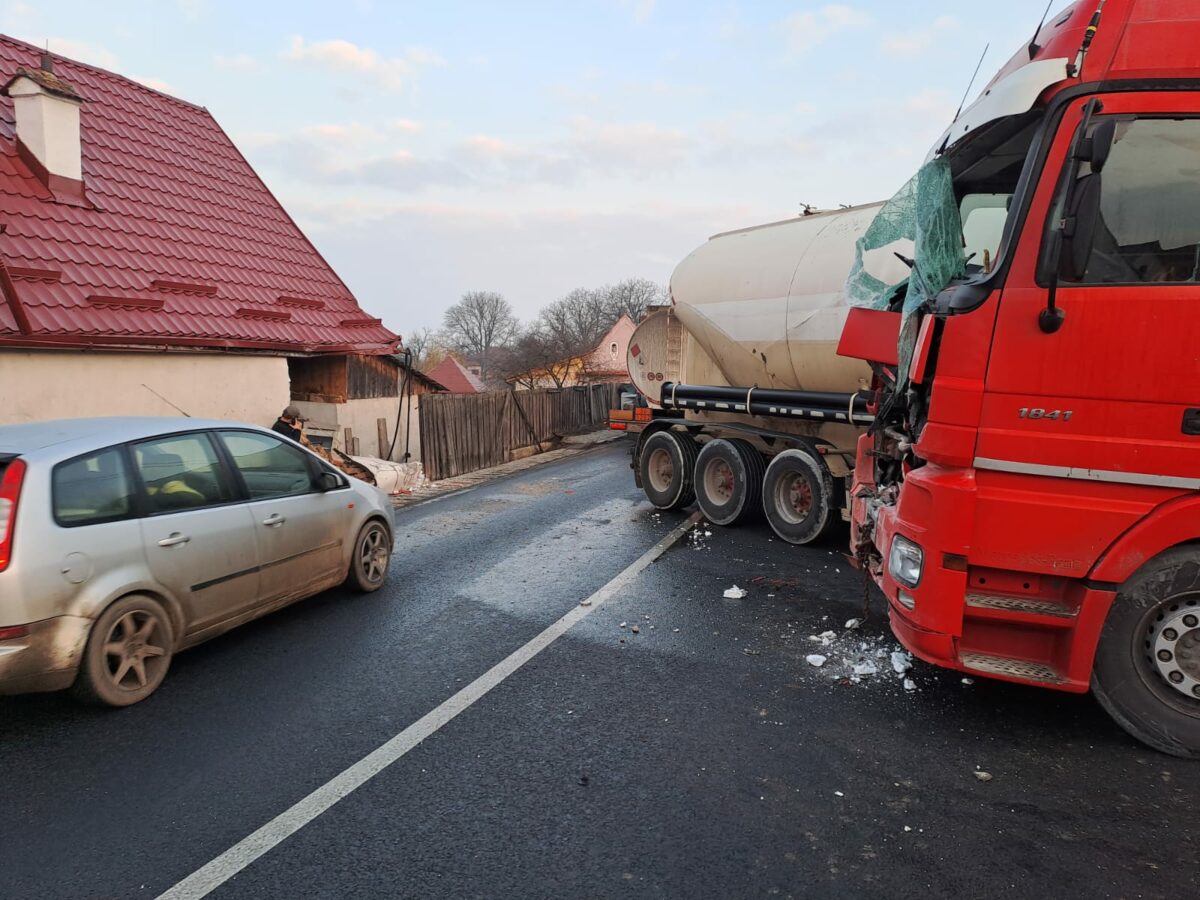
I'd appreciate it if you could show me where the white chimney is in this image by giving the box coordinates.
[3,52,84,185]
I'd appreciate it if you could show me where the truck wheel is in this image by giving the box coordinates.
[762,449,837,545]
[638,430,698,510]
[1092,547,1200,758]
[694,439,765,526]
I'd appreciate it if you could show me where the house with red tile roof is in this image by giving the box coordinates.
[0,36,418,449]
[425,355,486,394]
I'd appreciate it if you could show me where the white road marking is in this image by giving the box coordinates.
[157,511,701,900]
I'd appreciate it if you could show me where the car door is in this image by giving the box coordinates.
[132,431,260,634]
[215,430,349,604]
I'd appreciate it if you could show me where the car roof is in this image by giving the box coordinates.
[0,417,272,461]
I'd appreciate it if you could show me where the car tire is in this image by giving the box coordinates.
[694,439,765,526]
[74,594,174,707]
[762,449,838,545]
[1092,546,1200,758]
[638,430,698,511]
[347,519,392,593]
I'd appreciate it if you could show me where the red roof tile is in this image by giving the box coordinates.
[0,35,398,355]
[426,356,486,394]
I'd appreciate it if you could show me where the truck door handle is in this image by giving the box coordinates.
[158,532,190,547]
[1183,408,1200,435]
[262,514,286,527]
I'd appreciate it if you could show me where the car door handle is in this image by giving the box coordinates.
[158,532,190,547]
[262,514,287,527]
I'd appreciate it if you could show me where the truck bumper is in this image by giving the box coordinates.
[0,615,90,695]
[852,456,1112,694]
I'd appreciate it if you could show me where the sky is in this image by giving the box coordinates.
[3,0,1069,339]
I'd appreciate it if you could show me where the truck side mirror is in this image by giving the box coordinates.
[1059,173,1103,282]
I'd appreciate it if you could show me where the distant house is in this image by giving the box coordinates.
[426,355,486,394]
[508,314,636,389]
[0,36,409,455]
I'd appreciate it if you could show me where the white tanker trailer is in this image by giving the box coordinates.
[623,202,911,544]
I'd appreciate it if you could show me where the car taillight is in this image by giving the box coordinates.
[0,458,27,573]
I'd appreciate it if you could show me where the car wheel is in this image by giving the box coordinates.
[1092,547,1200,758]
[694,439,765,526]
[638,429,698,511]
[762,449,838,545]
[348,519,392,592]
[74,595,174,707]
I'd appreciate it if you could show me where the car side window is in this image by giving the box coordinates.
[132,434,235,513]
[1063,117,1200,284]
[53,446,135,526]
[217,431,316,500]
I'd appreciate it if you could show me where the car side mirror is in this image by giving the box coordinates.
[1059,173,1103,282]
[317,471,342,492]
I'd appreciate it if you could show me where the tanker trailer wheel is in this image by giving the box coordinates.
[1091,547,1200,758]
[761,449,838,546]
[638,430,699,511]
[694,439,765,526]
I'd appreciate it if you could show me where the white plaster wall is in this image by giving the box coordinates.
[0,351,289,426]
[292,394,420,463]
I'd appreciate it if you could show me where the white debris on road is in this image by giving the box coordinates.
[852,660,879,677]
[806,654,828,667]
[891,650,914,675]
[903,678,917,691]
[844,618,863,630]
[723,585,748,599]
[974,771,993,782]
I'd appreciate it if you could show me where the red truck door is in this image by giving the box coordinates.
[975,92,1200,574]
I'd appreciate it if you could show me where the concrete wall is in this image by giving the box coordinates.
[0,350,289,426]
[292,394,421,463]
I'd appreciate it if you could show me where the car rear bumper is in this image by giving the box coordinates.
[0,615,91,695]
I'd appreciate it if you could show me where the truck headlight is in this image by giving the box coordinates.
[889,535,924,588]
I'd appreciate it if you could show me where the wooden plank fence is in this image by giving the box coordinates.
[419,384,621,481]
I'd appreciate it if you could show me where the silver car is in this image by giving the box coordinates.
[0,417,394,705]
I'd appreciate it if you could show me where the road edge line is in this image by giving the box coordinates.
[157,510,701,900]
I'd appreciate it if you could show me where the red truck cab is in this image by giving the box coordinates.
[840,0,1200,756]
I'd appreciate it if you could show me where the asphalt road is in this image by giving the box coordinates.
[3,440,1197,899]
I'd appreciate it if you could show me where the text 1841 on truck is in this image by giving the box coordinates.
[839,0,1200,757]
[622,204,913,544]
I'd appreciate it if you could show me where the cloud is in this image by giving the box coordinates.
[248,114,695,195]
[282,35,444,92]
[389,118,424,134]
[214,53,264,73]
[177,0,207,20]
[630,0,656,23]
[132,76,175,94]
[46,37,119,70]
[778,5,872,57]
[286,200,765,329]
[881,16,960,59]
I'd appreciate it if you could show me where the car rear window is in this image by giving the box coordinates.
[53,447,136,527]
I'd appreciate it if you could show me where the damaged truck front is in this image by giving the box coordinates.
[839,0,1200,756]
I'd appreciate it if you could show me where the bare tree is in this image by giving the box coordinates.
[598,277,667,323]
[495,328,577,390]
[403,327,433,370]
[440,291,519,379]
[537,288,611,360]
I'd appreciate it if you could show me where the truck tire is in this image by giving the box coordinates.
[762,449,837,545]
[638,430,698,510]
[694,439,765,526]
[1091,546,1200,758]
